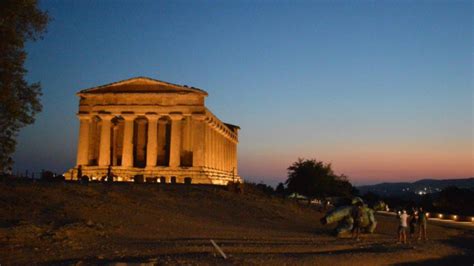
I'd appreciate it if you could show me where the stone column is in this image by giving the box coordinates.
[225,137,229,171]
[98,114,114,166]
[209,123,214,168]
[234,140,238,174]
[76,114,91,166]
[221,132,225,170]
[233,141,236,173]
[227,137,231,171]
[204,119,211,168]
[211,125,217,169]
[228,139,232,173]
[169,113,183,167]
[216,130,220,170]
[121,114,136,167]
[181,116,193,166]
[192,113,206,167]
[229,139,232,172]
[225,136,230,171]
[112,125,119,165]
[217,128,221,170]
[223,132,227,171]
[218,128,223,170]
[146,114,159,168]
[230,141,234,173]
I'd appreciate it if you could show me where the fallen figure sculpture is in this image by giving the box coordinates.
[320,197,384,237]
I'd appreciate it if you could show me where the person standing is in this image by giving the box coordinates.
[409,208,418,241]
[398,210,409,244]
[77,165,82,180]
[418,207,428,240]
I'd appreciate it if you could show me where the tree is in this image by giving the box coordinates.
[434,186,474,216]
[285,158,354,199]
[362,191,381,205]
[329,175,354,198]
[275,182,286,195]
[0,0,49,173]
[255,182,274,195]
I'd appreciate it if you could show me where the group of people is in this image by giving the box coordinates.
[397,207,428,244]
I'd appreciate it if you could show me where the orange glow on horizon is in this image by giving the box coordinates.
[239,145,473,184]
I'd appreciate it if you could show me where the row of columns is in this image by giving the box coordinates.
[77,113,185,168]
[204,118,238,173]
[76,112,237,172]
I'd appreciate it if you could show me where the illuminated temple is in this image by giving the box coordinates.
[65,77,241,185]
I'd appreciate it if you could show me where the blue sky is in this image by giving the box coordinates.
[14,0,473,185]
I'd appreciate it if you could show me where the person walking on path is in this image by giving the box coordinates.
[397,210,409,244]
[418,207,428,240]
[352,203,363,241]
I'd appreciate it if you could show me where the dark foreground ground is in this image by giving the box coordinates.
[0,180,473,265]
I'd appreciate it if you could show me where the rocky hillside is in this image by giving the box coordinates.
[0,180,320,264]
[0,180,472,265]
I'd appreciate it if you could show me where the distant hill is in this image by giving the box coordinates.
[357,177,474,197]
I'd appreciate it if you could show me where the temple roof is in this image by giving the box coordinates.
[78,77,208,96]
[224,123,241,131]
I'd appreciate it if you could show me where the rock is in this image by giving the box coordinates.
[86,220,94,227]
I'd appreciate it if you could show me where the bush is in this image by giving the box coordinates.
[134,175,144,183]
[227,181,244,194]
[80,175,89,183]
[146,177,158,183]
[244,182,274,196]
[41,171,64,182]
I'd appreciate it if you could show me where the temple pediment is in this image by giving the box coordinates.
[78,77,208,96]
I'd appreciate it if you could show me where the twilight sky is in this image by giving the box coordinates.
[14,0,473,186]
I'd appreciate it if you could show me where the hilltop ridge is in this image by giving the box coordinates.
[358,177,474,196]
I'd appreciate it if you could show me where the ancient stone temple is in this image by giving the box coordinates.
[65,77,241,185]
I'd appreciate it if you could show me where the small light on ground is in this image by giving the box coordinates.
[438,214,443,218]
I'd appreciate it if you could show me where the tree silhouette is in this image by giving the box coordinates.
[275,182,286,195]
[0,0,49,173]
[434,186,474,216]
[285,158,354,199]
